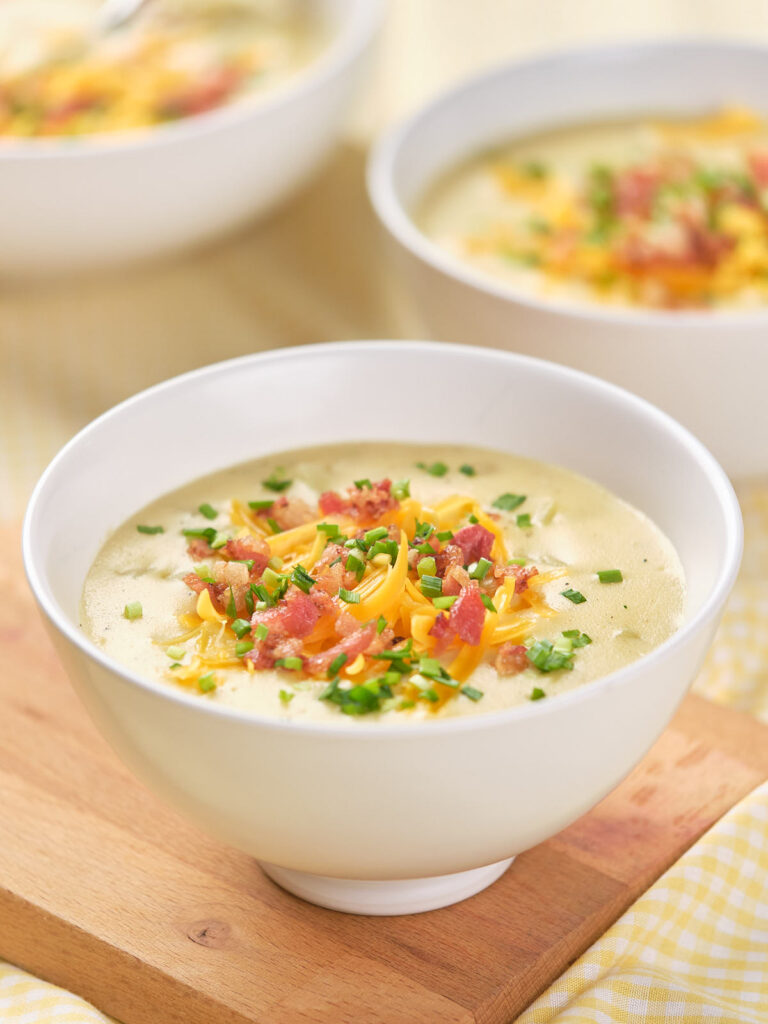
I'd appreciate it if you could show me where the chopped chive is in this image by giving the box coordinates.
[345,553,366,580]
[137,524,164,534]
[416,460,449,477]
[233,559,255,571]
[328,653,348,678]
[198,673,216,693]
[364,526,388,545]
[248,499,274,512]
[123,601,142,620]
[597,569,623,583]
[527,638,574,673]
[530,687,546,701]
[169,662,182,670]
[262,567,282,589]
[368,539,398,561]
[398,699,416,710]
[516,513,531,528]
[182,527,216,541]
[254,623,269,641]
[468,514,479,524]
[433,595,457,610]
[376,615,387,634]
[198,503,217,520]
[275,657,303,671]
[225,587,237,618]
[354,478,372,490]
[561,588,587,604]
[266,517,282,535]
[231,618,251,639]
[279,689,294,704]
[291,564,316,594]
[480,594,497,613]
[469,557,492,581]
[339,588,360,604]
[420,575,443,598]
[508,557,527,566]
[492,493,526,512]
[236,640,254,657]
[166,645,186,660]
[344,537,367,552]
[392,478,410,500]
[244,588,254,615]
[415,521,436,540]
[437,530,454,542]
[417,556,437,578]
[459,464,476,476]
[268,555,284,571]
[262,471,292,493]
[418,687,439,703]
[317,522,342,540]
[461,684,484,702]
[210,531,229,550]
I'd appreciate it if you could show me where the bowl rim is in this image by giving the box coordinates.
[22,339,743,738]
[0,0,384,160]
[367,36,768,329]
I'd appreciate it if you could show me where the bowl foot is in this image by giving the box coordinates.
[259,857,514,915]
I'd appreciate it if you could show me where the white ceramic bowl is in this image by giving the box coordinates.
[368,40,768,479]
[0,0,382,275]
[23,341,741,915]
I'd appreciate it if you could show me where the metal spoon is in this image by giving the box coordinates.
[93,0,153,36]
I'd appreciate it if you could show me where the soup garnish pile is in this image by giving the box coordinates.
[81,444,685,722]
[418,107,768,310]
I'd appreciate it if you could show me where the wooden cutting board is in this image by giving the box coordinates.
[2,522,768,1024]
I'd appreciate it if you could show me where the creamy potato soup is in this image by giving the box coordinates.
[81,444,685,723]
[0,0,323,137]
[417,108,768,310]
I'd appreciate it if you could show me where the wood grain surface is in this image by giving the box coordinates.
[2,522,768,1024]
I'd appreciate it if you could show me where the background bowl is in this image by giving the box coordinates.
[368,40,768,479]
[0,0,382,275]
[23,341,741,914]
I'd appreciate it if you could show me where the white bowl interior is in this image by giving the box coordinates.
[380,41,768,214]
[26,342,740,670]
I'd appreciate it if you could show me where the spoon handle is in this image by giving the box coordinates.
[94,0,152,35]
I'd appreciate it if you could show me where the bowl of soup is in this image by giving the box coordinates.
[368,40,768,478]
[23,341,741,914]
[0,0,382,273]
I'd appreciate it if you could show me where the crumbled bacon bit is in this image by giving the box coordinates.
[186,537,215,560]
[615,167,660,218]
[183,572,227,610]
[452,524,495,564]
[268,496,316,532]
[494,563,539,593]
[221,537,270,575]
[495,643,529,676]
[449,582,486,646]
[251,586,319,639]
[749,150,768,187]
[305,623,378,676]
[317,479,398,522]
[442,564,471,597]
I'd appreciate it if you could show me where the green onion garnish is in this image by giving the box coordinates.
[262,471,292,493]
[433,595,457,610]
[137,524,164,535]
[418,687,439,703]
[392,479,410,500]
[417,556,437,578]
[416,461,449,477]
[198,673,216,693]
[480,594,497,613]
[469,557,492,581]
[231,618,251,639]
[561,588,586,604]
[461,684,484,702]
[437,530,454,542]
[266,517,282,535]
[420,575,443,598]
[166,645,186,660]
[291,565,316,594]
[354,478,372,490]
[368,539,398,561]
[244,588,254,615]
[317,522,342,540]
[516,513,531,528]
[376,615,387,634]
[236,640,254,657]
[328,653,348,678]
[492,493,526,512]
[225,587,237,619]
[263,567,282,589]
[415,521,436,540]
[364,526,388,545]
[275,657,303,671]
[279,689,294,704]
[182,526,216,541]
[123,601,142,620]
[198,503,217,520]
[508,557,527,566]
[597,569,623,583]
[339,588,360,604]
[530,687,546,701]
[527,639,574,673]
[468,514,479,524]
[255,623,269,641]
[345,553,366,580]
[210,531,229,550]
[248,499,274,512]
[562,630,592,648]
[459,464,476,476]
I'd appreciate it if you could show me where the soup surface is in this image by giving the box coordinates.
[0,0,322,137]
[81,443,685,723]
[417,108,768,311]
